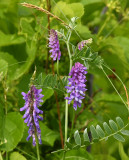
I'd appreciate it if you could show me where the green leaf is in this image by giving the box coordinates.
[10,41,36,80]
[66,138,73,150]
[0,112,24,151]
[53,2,84,19]
[74,130,81,146]
[0,52,17,80]
[113,134,125,142]
[0,31,25,47]
[119,143,129,160]
[66,142,73,150]
[83,128,90,145]
[43,88,54,103]
[20,18,35,38]
[90,125,99,142]
[103,122,112,135]
[90,52,98,61]
[85,47,91,57]
[115,37,129,64]
[69,3,84,18]
[116,117,124,128]
[121,130,129,136]
[40,122,59,147]
[10,152,27,160]
[96,125,105,138]
[84,60,89,69]
[109,120,118,131]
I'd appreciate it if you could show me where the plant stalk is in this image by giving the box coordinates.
[36,136,40,160]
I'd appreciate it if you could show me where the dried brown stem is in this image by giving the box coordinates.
[46,0,51,74]
[20,2,70,28]
[124,85,129,109]
[54,92,64,148]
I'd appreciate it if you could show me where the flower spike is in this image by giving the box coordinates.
[65,62,87,110]
[49,29,61,61]
[20,85,44,146]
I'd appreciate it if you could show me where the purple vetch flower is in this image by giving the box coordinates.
[65,62,87,110]
[78,38,92,50]
[20,85,44,146]
[49,29,61,61]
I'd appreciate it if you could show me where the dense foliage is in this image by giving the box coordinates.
[0,0,129,159]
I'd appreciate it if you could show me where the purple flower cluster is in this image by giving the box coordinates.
[49,29,61,61]
[65,62,87,110]
[20,85,44,146]
[78,38,92,50]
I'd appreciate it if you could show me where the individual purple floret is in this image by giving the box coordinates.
[49,29,61,61]
[65,62,87,110]
[20,85,44,146]
[78,38,92,50]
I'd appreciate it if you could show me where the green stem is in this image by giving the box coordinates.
[62,151,66,160]
[36,136,40,160]
[64,30,72,145]
[66,30,72,72]
[70,109,75,138]
[0,152,3,160]
[101,67,128,111]
[65,98,68,143]
[57,59,59,75]
[97,16,110,37]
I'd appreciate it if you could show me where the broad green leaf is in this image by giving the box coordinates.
[10,41,36,80]
[0,112,24,151]
[119,143,129,160]
[113,134,125,142]
[43,88,54,103]
[74,130,81,146]
[115,37,129,64]
[116,117,124,128]
[96,125,105,138]
[103,122,112,135]
[0,59,8,80]
[0,31,25,47]
[81,0,103,5]
[10,152,27,160]
[83,128,90,145]
[53,2,84,19]
[121,130,129,136]
[40,122,59,147]
[109,120,118,131]
[20,18,35,38]
[90,125,99,142]
[69,3,84,18]
[76,24,91,38]
[0,52,17,80]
